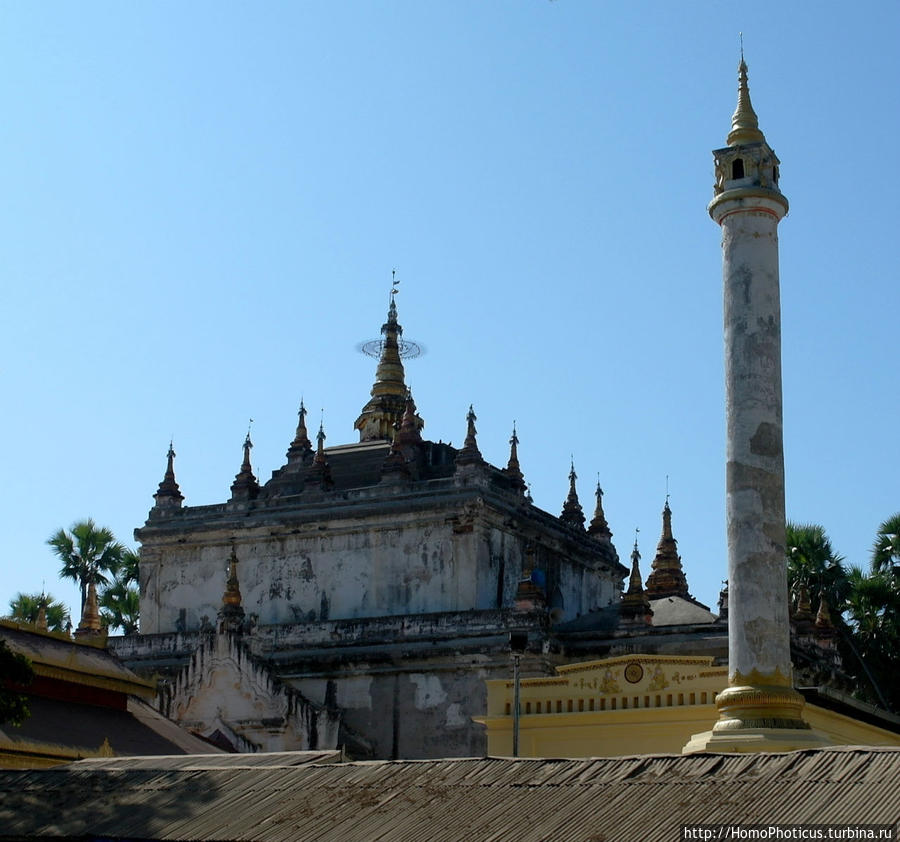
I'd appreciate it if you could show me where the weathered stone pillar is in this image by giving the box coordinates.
[684,59,828,753]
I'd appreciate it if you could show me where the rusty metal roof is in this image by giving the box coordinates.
[1,746,898,841]
[70,750,343,771]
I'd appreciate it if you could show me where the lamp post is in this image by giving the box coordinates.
[509,631,528,758]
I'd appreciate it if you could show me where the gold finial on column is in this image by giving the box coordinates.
[728,52,765,146]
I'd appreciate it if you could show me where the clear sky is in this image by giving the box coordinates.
[1,1,897,621]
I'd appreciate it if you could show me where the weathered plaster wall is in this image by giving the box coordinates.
[139,495,617,635]
[113,608,560,760]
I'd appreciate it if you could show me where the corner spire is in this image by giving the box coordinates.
[287,398,314,463]
[560,459,586,530]
[455,404,484,467]
[355,284,423,442]
[153,441,184,510]
[503,422,526,493]
[645,499,690,599]
[230,431,260,502]
[587,477,612,540]
[727,56,765,146]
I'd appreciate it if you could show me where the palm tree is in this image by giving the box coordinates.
[871,513,900,576]
[100,583,140,635]
[7,593,71,633]
[47,519,126,616]
[114,547,140,588]
[785,522,850,615]
[98,546,140,634]
[844,565,900,709]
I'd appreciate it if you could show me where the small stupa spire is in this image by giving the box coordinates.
[153,441,184,509]
[230,429,260,502]
[218,543,245,632]
[309,416,334,490]
[587,476,612,540]
[395,391,424,447]
[382,391,424,480]
[315,420,326,461]
[503,422,526,493]
[560,459,586,530]
[74,581,104,638]
[793,582,814,623]
[815,593,835,630]
[35,596,48,632]
[287,398,314,462]
[645,498,690,599]
[620,534,653,626]
[727,51,766,146]
[455,404,484,467]
[223,545,243,608]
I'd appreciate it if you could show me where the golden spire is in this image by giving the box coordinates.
[794,583,814,622]
[815,593,835,630]
[373,296,406,398]
[75,581,103,637]
[218,543,246,632]
[355,287,413,442]
[35,599,48,632]
[727,57,766,146]
[222,544,243,608]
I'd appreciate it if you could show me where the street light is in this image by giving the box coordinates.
[508,631,528,757]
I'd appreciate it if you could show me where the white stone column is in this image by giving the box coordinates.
[684,59,828,753]
[720,194,792,687]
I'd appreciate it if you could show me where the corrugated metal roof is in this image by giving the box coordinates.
[70,750,343,770]
[1,746,898,841]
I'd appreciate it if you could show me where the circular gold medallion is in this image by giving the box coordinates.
[624,662,643,684]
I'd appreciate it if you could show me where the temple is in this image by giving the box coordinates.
[114,295,638,758]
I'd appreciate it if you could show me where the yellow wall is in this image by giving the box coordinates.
[475,654,900,757]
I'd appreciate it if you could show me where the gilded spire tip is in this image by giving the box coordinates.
[727,51,765,147]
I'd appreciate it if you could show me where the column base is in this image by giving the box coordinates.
[682,682,831,755]
[683,725,830,754]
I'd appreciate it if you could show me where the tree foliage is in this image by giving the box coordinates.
[786,522,849,615]
[7,593,71,633]
[871,512,900,574]
[47,519,126,617]
[786,518,899,711]
[99,548,140,634]
[47,520,140,634]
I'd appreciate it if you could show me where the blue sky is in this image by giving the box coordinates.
[1,1,897,620]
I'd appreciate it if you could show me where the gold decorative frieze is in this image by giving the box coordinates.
[730,666,792,688]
